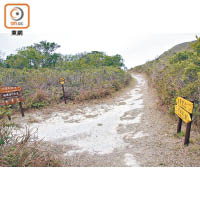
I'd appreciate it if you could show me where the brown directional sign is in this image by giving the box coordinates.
[3,97,23,106]
[0,86,24,118]
[0,86,21,93]
[176,97,193,114]
[0,101,5,106]
[0,91,20,98]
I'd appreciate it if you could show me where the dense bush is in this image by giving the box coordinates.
[132,37,200,130]
[0,41,131,111]
[0,67,131,110]
[2,41,125,70]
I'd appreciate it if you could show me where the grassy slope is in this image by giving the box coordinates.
[130,41,194,73]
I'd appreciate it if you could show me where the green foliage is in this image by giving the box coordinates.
[0,67,130,109]
[0,106,12,119]
[5,47,44,69]
[192,36,200,56]
[0,41,130,111]
[31,102,47,109]
[169,51,193,64]
[1,41,124,70]
[4,41,61,69]
[175,131,185,138]
[131,37,200,131]
[57,51,124,70]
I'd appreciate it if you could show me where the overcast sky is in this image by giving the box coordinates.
[0,0,200,68]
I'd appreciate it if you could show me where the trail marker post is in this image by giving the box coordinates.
[175,97,194,145]
[0,86,24,119]
[59,78,66,104]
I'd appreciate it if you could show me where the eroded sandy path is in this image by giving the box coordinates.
[16,74,149,166]
[15,73,200,167]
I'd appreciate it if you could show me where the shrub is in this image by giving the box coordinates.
[0,67,131,111]
[0,119,62,167]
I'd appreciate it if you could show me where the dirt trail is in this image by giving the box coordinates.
[14,74,200,166]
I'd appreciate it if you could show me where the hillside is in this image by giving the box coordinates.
[131,40,195,73]
[159,41,194,60]
[131,37,200,131]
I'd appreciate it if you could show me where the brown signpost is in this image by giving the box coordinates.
[175,97,194,145]
[59,78,66,104]
[0,86,24,119]
[0,86,21,93]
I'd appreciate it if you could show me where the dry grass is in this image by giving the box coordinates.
[0,120,63,167]
[75,88,113,101]
[0,67,131,111]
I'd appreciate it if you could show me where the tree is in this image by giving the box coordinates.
[33,41,61,68]
[33,41,60,55]
[5,47,43,69]
[0,51,5,68]
[5,47,44,69]
[3,41,126,70]
[4,41,61,69]
[104,54,124,67]
[192,36,200,56]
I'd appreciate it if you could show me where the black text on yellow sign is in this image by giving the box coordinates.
[59,77,65,85]
[175,105,192,123]
[176,97,193,114]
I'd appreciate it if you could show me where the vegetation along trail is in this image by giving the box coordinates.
[3,39,200,166]
[13,72,196,167]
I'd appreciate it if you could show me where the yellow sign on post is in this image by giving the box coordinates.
[59,77,65,85]
[176,97,193,114]
[175,97,194,145]
[59,78,66,104]
[175,105,192,123]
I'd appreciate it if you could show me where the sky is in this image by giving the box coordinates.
[0,0,200,68]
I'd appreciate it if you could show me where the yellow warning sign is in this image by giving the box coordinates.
[176,97,193,114]
[175,105,192,123]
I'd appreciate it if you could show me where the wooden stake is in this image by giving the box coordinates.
[62,84,66,104]
[7,115,11,121]
[6,106,11,120]
[184,113,192,145]
[177,117,182,133]
[19,102,24,117]
[184,100,194,145]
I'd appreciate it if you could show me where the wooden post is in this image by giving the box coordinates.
[19,102,24,117]
[184,100,194,146]
[177,117,182,133]
[6,106,11,120]
[184,113,193,145]
[62,84,66,104]
[7,115,11,121]
[184,120,192,145]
